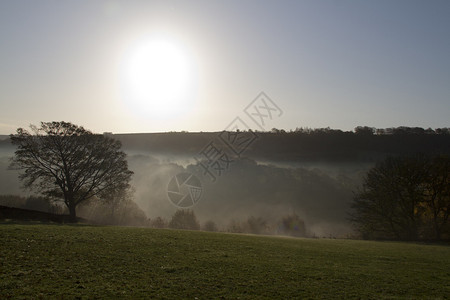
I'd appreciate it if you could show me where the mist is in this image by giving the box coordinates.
[124,150,369,237]
[2,128,448,237]
[0,145,364,237]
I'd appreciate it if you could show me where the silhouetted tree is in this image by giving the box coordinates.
[9,121,133,222]
[169,210,200,230]
[422,155,450,239]
[351,154,450,240]
[436,128,450,135]
[354,126,375,135]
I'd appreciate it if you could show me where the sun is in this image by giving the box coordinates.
[122,37,195,119]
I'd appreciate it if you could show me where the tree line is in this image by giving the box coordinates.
[149,210,307,237]
[269,126,450,136]
[105,126,450,163]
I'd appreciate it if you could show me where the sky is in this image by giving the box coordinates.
[0,0,449,134]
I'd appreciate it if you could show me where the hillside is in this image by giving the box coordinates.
[3,128,449,163]
[0,205,82,223]
[112,130,450,162]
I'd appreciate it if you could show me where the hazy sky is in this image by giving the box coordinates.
[1,0,449,134]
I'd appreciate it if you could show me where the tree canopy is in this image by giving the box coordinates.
[9,121,133,221]
[351,154,449,241]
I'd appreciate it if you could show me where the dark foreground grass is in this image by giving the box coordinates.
[0,224,449,299]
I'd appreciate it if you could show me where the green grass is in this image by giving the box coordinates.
[1,224,449,299]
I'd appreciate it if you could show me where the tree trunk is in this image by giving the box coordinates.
[68,203,77,223]
[434,221,441,241]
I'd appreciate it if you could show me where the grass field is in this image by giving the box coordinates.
[1,224,449,299]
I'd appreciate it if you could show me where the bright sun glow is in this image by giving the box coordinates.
[122,37,195,119]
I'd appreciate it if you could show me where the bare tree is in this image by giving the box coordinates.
[9,121,133,222]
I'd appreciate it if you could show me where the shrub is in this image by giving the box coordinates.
[278,213,306,237]
[203,220,218,232]
[169,210,200,230]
